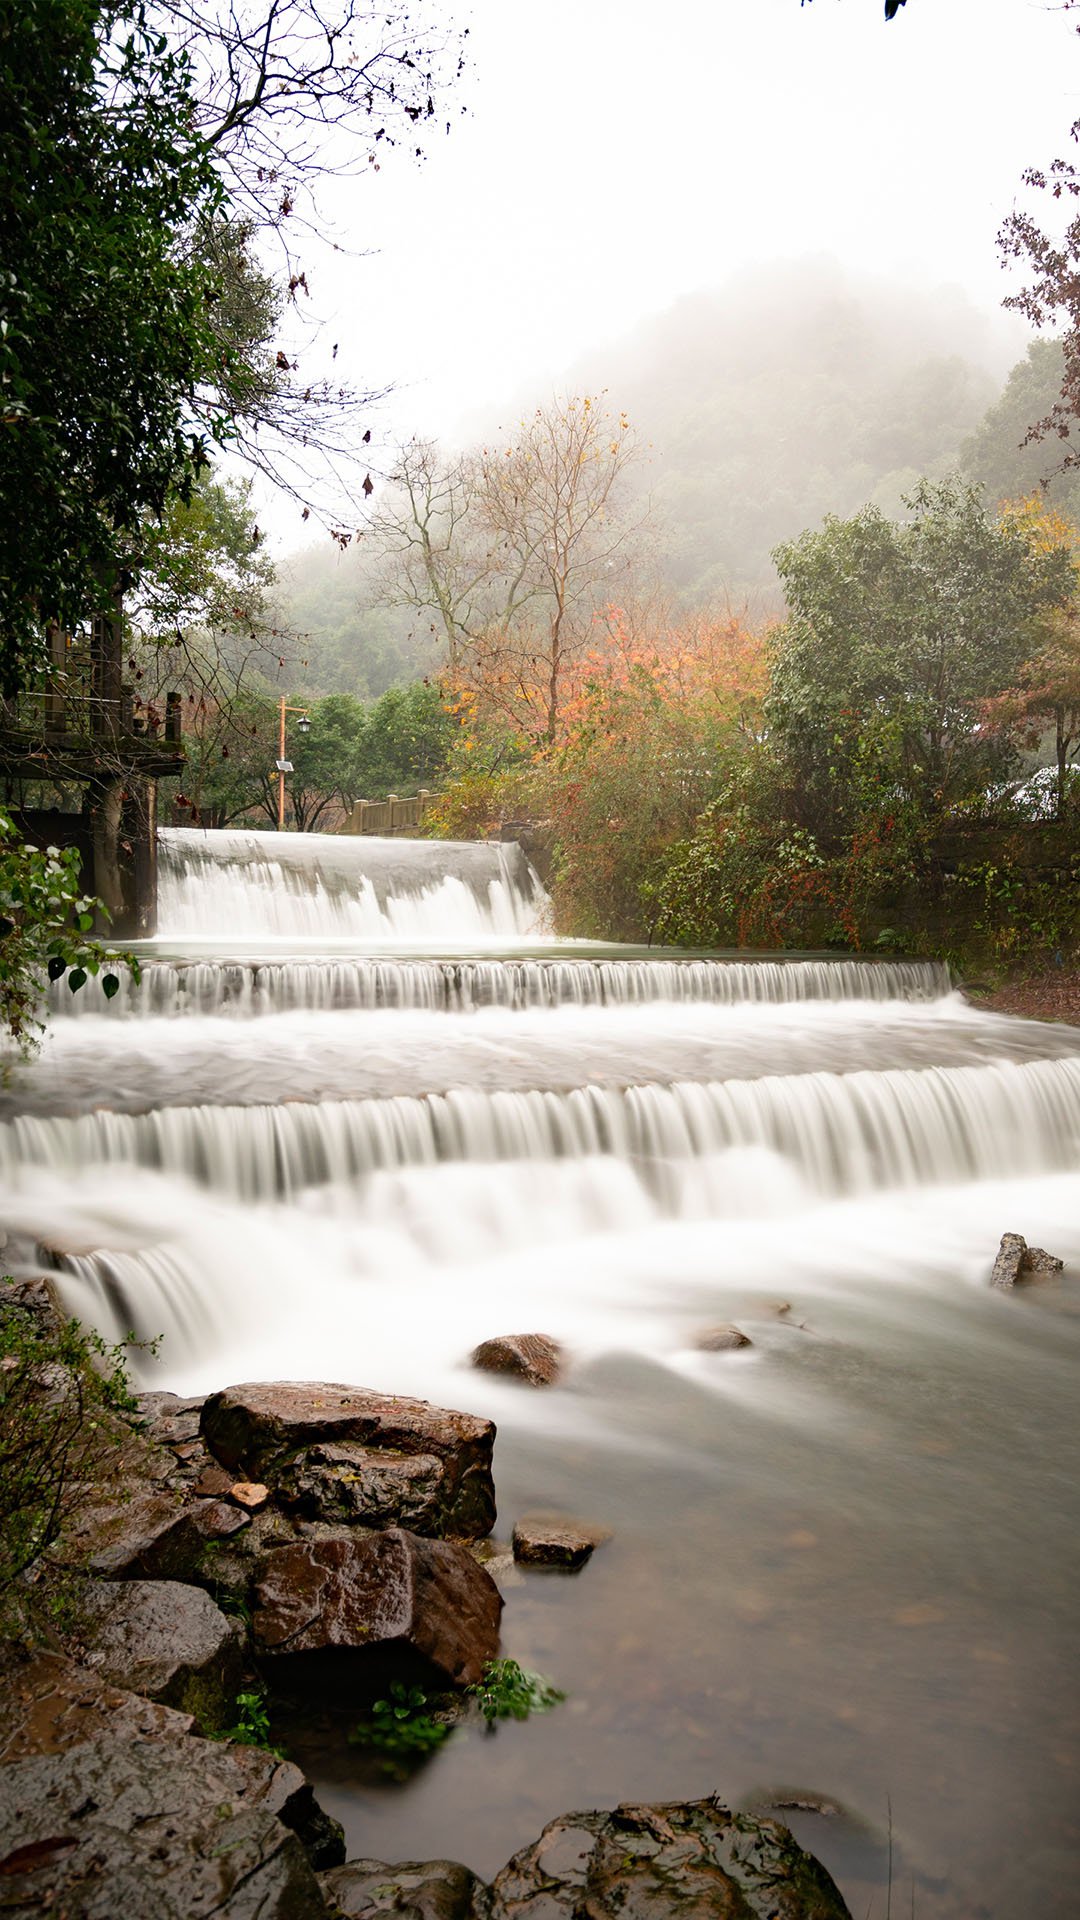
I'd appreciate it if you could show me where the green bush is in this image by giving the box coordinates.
[0,1285,140,1593]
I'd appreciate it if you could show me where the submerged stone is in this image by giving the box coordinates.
[252,1524,502,1686]
[693,1323,753,1352]
[991,1233,1065,1289]
[470,1333,564,1387]
[511,1513,611,1570]
[201,1382,496,1540]
[485,1798,852,1920]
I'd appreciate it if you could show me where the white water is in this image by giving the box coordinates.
[5,827,1080,1920]
[157,827,545,942]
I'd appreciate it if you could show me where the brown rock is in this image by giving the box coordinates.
[511,1513,611,1570]
[0,1647,194,1762]
[486,1798,851,1920]
[470,1333,563,1387]
[194,1463,235,1498]
[58,1489,245,1580]
[77,1579,245,1732]
[0,1735,327,1918]
[201,1382,495,1540]
[1023,1245,1065,1273]
[321,1857,482,1920]
[252,1525,502,1686]
[990,1232,1028,1289]
[231,1480,270,1510]
[693,1324,753,1352]
[277,1445,446,1532]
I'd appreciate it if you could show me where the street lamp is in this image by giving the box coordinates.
[276,696,311,829]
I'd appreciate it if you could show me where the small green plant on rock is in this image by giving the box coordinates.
[468,1658,565,1726]
[212,1684,283,1758]
[348,1682,454,1778]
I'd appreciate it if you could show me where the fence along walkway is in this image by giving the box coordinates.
[340,791,439,835]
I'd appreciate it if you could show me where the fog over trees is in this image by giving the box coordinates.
[271,258,1048,694]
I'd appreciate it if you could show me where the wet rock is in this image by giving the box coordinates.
[226,1747,346,1870]
[194,1462,236,1498]
[991,1233,1065,1289]
[278,1444,448,1532]
[486,1798,852,1920]
[134,1391,206,1448]
[60,1489,249,1579]
[470,1333,563,1387]
[252,1525,502,1686]
[321,1857,482,1920]
[693,1323,753,1352]
[0,1647,194,1762]
[0,1274,66,1339]
[77,1579,244,1731]
[511,1513,610,1570]
[201,1382,496,1540]
[0,1735,328,1919]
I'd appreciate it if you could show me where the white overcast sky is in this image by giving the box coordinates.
[264,0,1080,543]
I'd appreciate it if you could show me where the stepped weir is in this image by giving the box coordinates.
[4,826,1080,1920]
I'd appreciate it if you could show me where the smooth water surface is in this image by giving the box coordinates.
[4,828,1079,1920]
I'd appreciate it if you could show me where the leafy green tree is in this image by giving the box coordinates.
[0,0,225,691]
[770,478,1075,838]
[354,683,458,797]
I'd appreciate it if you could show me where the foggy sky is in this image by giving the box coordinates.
[264,0,1078,544]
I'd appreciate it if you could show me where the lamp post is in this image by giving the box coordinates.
[276,696,311,829]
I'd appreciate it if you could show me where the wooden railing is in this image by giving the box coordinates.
[340,790,439,836]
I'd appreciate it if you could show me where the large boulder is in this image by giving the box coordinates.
[470,1334,563,1387]
[201,1382,496,1540]
[252,1526,502,1687]
[0,1647,194,1762]
[77,1579,245,1732]
[485,1798,852,1920]
[321,1857,482,1920]
[0,1735,328,1918]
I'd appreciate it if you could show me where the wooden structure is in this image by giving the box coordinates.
[340,790,437,836]
[0,610,184,937]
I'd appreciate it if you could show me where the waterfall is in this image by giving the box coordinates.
[8,827,1080,1918]
[156,826,546,940]
[49,953,952,1018]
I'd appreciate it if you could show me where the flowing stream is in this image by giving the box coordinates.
[5,828,1080,1919]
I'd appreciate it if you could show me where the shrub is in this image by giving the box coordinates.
[0,1284,140,1594]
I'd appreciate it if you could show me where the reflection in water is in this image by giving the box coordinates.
[3,828,1079,1920]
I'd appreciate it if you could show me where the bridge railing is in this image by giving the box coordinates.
[340,790,439,836]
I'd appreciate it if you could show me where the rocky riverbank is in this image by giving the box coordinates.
[0,1276,852,1918]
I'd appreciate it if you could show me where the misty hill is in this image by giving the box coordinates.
[273,261,1063,694]
[568,258,1018,602]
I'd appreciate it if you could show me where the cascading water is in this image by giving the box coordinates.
[5,826,1080,1920]
[156,826,545,941]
